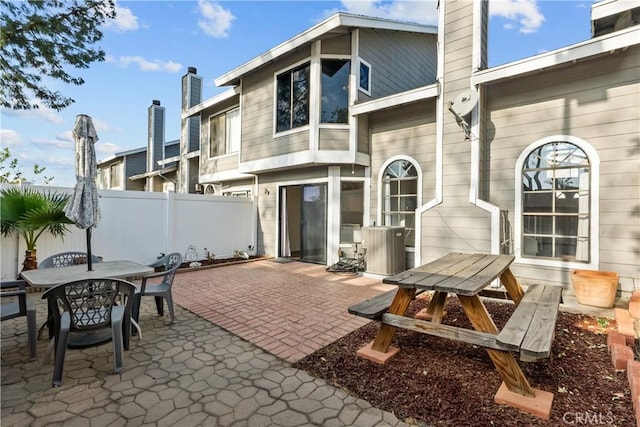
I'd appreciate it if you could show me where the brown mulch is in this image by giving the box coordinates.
[293,295,635,426]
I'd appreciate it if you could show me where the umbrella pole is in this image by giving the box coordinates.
[87,228,93,271]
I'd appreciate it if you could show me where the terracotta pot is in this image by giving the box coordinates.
[570,270,619,308]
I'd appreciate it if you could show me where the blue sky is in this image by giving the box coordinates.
[1,0,594,188]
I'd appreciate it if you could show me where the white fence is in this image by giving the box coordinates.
[1,185,255,279]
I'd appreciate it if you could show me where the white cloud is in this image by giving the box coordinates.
[198,1,235,38]
[333,0,438,26]
[0,129,23,147]
[1,105,63,124]
[105,55,182,73]
[490,0,545,34]
[32,135,73,150]
[103,2,139,32]
[95,142,122,158]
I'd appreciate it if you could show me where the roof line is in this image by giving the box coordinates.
[215,12,436,87]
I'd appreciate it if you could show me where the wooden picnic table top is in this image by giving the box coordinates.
[383,252,515,296]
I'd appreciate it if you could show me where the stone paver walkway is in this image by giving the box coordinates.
[2,260,414,426]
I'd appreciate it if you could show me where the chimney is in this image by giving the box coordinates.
[148,100,165,172]
[182,66,203,152]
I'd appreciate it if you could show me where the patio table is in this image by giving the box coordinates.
[20,260,153,347]
[353,252,562,419]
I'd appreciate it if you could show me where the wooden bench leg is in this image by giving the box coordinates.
[500,268,525,306]
[457,295,534,397]
[357,287,415,364]
[416,291,447,323]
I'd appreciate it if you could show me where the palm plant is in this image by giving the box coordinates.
[0,186,73,271]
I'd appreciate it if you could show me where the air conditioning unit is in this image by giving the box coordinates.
[204,184,215,195]
[195,183,204,194]
[362,226,405,275]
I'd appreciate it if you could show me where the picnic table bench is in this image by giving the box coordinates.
[347,252,563,419]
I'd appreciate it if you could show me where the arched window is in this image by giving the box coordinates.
[520,141,590,262]
[381,159,418,247]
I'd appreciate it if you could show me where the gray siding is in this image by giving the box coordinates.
[357,115,370,154]
[125,151,146,177]
[321,34,350,54]
[318,128,349,150]
[485,45,640,291]
[369,101,437,226]
[241,47,311,162]
[359,29,437,99]
[421,0,492,263]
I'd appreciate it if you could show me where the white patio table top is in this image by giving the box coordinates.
[20,260,154,288]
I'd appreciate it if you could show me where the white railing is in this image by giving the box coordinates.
[1,185,256,279]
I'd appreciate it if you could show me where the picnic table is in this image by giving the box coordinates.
[348,252,562,419]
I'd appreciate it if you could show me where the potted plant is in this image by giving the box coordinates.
[0,186,72,271]
[570,269,620,308]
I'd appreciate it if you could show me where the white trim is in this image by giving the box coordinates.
[215,13,436,87]
[376,155,423,248]
[327,166,341,265]
[350,31,360,160]
[310,42,321,152]
[238,150,370,174]
[350,84,439,116]
[199,169,254,183]
[472,0,483,71]
[514,135,600,270]
[591,0,640,21]
[181,87,239,119]
[473,26,640,85]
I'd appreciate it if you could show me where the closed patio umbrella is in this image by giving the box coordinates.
[64,114,100,271]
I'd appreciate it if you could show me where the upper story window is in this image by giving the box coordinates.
[276,63,310,132]
[358,58,371,95]
[210,107,240,157]
[321,59,349,124]
[381,159,418,248]
[521,141,590,262]
[109,163,121,188]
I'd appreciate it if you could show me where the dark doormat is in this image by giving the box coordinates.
[271,258,296,263]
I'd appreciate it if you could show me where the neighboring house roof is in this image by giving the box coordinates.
[214,12,437,87]
[129,165,178,181]
[473,24,640,85]
[182,87,239,119]
[97,139,180,166]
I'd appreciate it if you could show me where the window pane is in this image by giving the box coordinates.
[555,193,579,213]
[226,108,240,153]
[359,61,370,92]
[209,114,225,157]
[523,192,552,213]
[321,59,349,124]
[292,66,309,128]
[340,181,364,243]
[276,73,291,132]
[523,215,553,235]
[522,169,553,191]
[555,237,577,258]
[556,216,579,237]
[400,179,417,195]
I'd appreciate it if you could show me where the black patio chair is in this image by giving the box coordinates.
[132,252,182,325]
[1,280,37,360]
[42,278,136,387]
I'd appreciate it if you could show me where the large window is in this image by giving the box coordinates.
[521,142,590,261]
[109,163,121,188]
[209,107,240,157]
[321,59,349,124]
[382,160,418,247]
[276,63,310,132]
